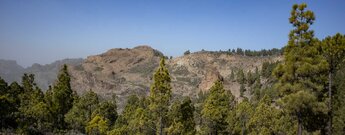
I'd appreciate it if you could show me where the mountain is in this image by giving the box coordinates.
[0,59,25,83]
[67,45,281,108]
[0,45,281,109]
[0,58,83,90]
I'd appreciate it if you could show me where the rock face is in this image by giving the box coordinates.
[68,46,281,108]
[0,45,281,109]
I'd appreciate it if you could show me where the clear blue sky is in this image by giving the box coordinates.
[1,0,344,67]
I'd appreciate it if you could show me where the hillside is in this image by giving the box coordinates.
[0,46,281,108]
[67,45,281,108]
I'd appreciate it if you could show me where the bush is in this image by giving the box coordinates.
[184,50,191,55]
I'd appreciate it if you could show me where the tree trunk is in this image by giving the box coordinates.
[160,116,163,135]
[241,121,245,135]
[328,71,333,135]
[297,114,302,135]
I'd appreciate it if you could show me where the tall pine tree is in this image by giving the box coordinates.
[201,80,234,134]
[49,64,74,129]
[167,97,195,135]
[321,33,345,135]
[149,57,172,135]
[273,3,328,135]
[227,98,252,135]
[332,62,345,135]
[18,74,51,134]
[65,90,99,133]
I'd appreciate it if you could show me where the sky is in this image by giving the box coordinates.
[0,0,345,67]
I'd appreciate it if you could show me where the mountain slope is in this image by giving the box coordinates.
[68,46,281,108]
[0,58,83,90]
[0,46,281,109]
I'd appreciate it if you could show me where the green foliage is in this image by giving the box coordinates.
[0,94,12,128]
[201,80,234,134]
[92,95,118,127]
[322,33,345,72]
[17,74,52,134]
[47,64,74,129]
[184,50,191,55]
[209,47,282,56]
[261,61,279,78]
[246,70,255,85]
[167,97,195,135]
[227,98,253,135]
[0,78,13,128]
[111,95,154,135]
[247,95,281,135]
[240,83,246,97]
[86,115,109,135]
[0,77,7,95]
[248,95,297,135]
[236,69,245,84]
[333,63,345,135]
[127,107,154,135]
[321,33,345,134]
[194,91,209,128]
[149,57,172,134]
[0,3,344,134]
[236,48,244,55]
[65,90,99,133]
[273,3,328,134]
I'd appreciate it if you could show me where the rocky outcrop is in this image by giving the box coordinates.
[68,46,281,109]
[0,45,281,109]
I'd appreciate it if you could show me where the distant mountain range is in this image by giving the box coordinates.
[0,58,83,90]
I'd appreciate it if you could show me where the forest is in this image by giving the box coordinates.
[1,3,345,135]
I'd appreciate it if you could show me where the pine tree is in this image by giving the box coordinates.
[237,69,245,84]
[247,95,281,135]
[7,82,24,128]
[247,70,255,85]
[273,3,328,135]
[201,80,233,134]
[18,74,52,134]
[111,95,154,134]
[333,63,345,135]
[321,33,345,135]
[91,94,118,126]
[0,77,7,95]
[0,77,10,128]
[227,98,253,135]
[48,64,74,129]
[167,97,195,135]
[149,57,172,135]
[65,90,99,133]
[86,115,109,135]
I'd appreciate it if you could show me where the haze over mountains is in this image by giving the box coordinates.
[0,58,83,90]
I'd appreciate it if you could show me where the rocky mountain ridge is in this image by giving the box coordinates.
[68,45,281,108]
[0,45,281,108]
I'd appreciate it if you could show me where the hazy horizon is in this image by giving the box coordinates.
[1,0,345,67]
